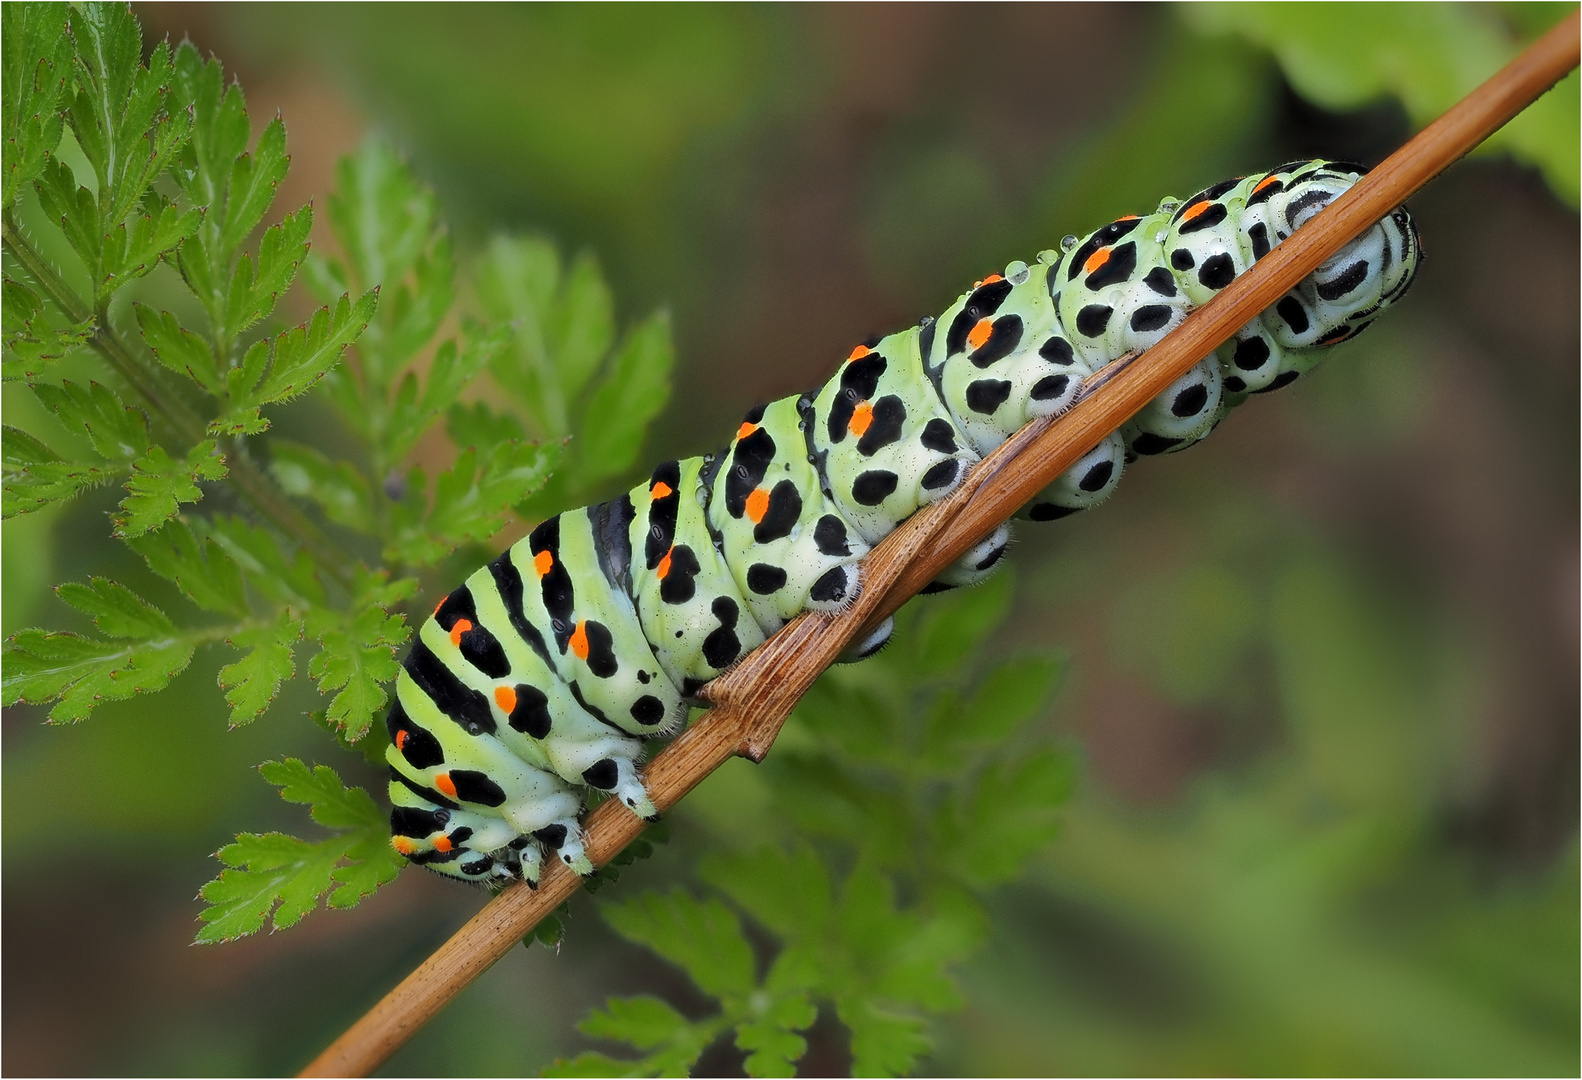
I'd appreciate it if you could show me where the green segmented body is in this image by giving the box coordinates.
[387,160,1421,884]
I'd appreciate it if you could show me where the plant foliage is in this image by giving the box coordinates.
[1,3,673,941]
[548,577,1077,1078]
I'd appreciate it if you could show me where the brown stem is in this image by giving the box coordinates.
[299,13,1580,1078]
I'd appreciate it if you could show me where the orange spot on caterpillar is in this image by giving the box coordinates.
[435,774,458,799]
[569,621,590,661]
[395,729,409,750]
[980,273,1003,285]
[432,835,453,853]
[657,548,673,579]
[848,344,870,361]
[848,400,874,437]
[392,836,415,856]
[1182,200,1210,221]
[1083,247,1111,274]
[650,480,673,500]
[494,685,516,713]
[533,550,553,577]
[967,318,993,351]
[1116,215,1139,221]
[1254,174,1280,193]
[737,422,757,440]
[449,618,472,648]
[745,487,770,524]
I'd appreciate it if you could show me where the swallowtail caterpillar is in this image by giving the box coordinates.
[386,160,1421,884]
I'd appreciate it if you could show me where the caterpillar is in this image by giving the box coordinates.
[386,160,1421,884]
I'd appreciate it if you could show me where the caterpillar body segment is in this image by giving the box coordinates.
[711,395,872,631]
[810,325,980,547]
[389,161,1421,884]
[627,456,769,696]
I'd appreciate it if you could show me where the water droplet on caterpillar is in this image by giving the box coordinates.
[1060,234,1079,252]
[1035,249,1059,265]
[1157,197,1181,214]
[1004,260,1029,285]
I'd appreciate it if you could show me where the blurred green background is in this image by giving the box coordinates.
[4,3,1577,1075]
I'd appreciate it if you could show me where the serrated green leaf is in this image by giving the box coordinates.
[54,576,174,637]
[31,154,99,267]
[922,653,1062,765]
[269,439,375,533]
[225,203,312,338]
[946,746,1075,887]
[908,568,1013,673]
[328,824,403,909]
[382,330,506,462]
[124,518,248,616]
[379,229,454,370]
[205,514,325,608]
[219,610,300,724]
[67,6,192,240]
[245,289,377,406]
[738,1021,810,1078]
[1,423,116,515]
[737,989,817,1078]
[793,674,900,762]
[579,996,691,1052]
[260,758,385,831]
[549,251,616,409]
[2,277,43,325]
[386,437,559,568]
[430,437,559,542]
[30,379,150,461]
[601,889,756,1002]
[698,845,831,942]
[298,249,350,307]
[477,234,564,432]
[169,40,247,210]
[573,310,672,488]
[351,564,421,610]
[100,198,200,294]
[325,136,436,304]
[1,626,194,723]
[115,440,226,537]
[444,400,525,454]
[195,831,346,943]
[195,760,400,941]
[0,310,94,380]
[307,602,406,739]
[838,1001,930,1079]
[136,302,220,393]
[2,1,71,211]
[221,116,288,252]
[211,337,272,435]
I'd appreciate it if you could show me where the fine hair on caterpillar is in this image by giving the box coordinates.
[385,159,1421,885]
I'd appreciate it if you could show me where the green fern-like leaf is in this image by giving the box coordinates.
[195,760,401,943]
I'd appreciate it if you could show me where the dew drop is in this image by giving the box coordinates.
[1157,197,1181,214]
[1035,249,1059,265]
[1060,234,1079,252]
[1005,260,1030,285]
